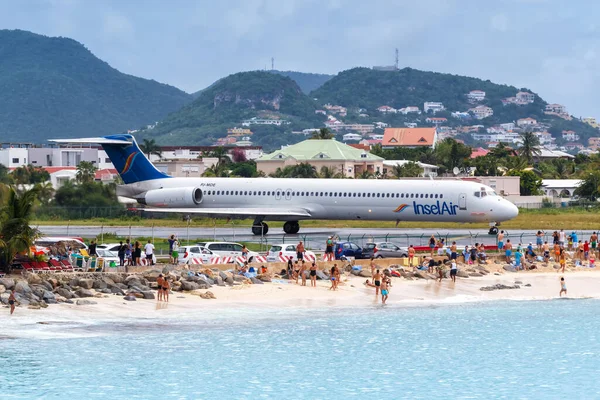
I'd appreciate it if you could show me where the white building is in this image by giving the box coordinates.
[0,147,29,168]
[423,102,445,113]
[377,106,397,113]
[342,133,363,141]
[516,91,535,103]
[382,160,439,177]
[399,106,420,114]
[517,117,537,127]
[561,130,579,141]
[542,179,582,198]
[242,117,290,126]
[469,105,494,119]
[545,104,567,114]
[374,122,389,129]
[500,122,515,131]
[467,90,486,102]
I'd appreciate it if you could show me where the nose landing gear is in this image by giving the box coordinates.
[488,222,499,235]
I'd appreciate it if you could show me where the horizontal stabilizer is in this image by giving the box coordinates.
[49,137,132,145]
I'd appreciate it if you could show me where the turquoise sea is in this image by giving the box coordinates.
[1,300,599,399]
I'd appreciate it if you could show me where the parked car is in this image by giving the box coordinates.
[334,241,367,260]
[97,242,157,264]
[267,243,317,262]
[177,245,215,264]
[196,242,260,262]
[95,248,120,265]
[363,242,409,259]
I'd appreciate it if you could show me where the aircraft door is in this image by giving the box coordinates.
[285,189,292,200]
[458,193,467,210]
[275,189,282,200]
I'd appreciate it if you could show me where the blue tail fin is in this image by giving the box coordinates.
[101,134,170,184]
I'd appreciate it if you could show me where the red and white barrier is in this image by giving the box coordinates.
[253,255,267,263]
[210,256,232,264]
[279,254,293,262]
[139,258,148,266]
[322,253,334,262]
[188,257,203,265]
[303,253,316,262]
[235,256,247,265]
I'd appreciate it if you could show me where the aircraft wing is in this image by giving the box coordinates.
[141,207,312,219]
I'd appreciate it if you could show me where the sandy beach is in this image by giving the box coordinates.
[2,265,600,340]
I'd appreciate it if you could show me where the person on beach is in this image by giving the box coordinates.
[591,232,598,257]
[364,279,376,288]
[584,241,590,261]
[117,240,125,267]
[559,277,567,297]
[296,241,305,261]
[287,258,294,278]
[470,245,477,265]
[156,274,164,301]
[334,265,341,289]
[514,248,523,270]
[536,231,544,252]
[553,242,561,261]
[497,230,505,251]
[300,261,308,286]
[429,235,436,257]
[241,245,249,260]
[309,262,317,287]
[450,242,457,262]
[125,238,132,267]
[436,261,444,282]
[381,278,389,304]
[89,239,97,257]
[168,235,176,264]
[162,278,170,302]
[294,261,301,284]
[505,239,513,264]
[144,240,155,266]
[577,240,584,262]
[134,241,142,266]
[526,242,535,261]
[408,245,415,265]
[325,236,334,261]
[559,229,566,247]
[428,257,436,274]
[543,241,550,262]
[552,231,559,245]
[171,238,180,265]
[8,289,18,315]
[450,259,457,282]
[329,265,337,290]
[559,250,566,273]
[373,269,382,296]
[567,234,573,251]
[571,231,578,247]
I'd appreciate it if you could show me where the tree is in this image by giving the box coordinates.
[390,162,423,178]
[290,162,318,178]
[575,171,600,200]
[0,164,12,185]
[139,139,162,159]
[318,166,343,179]
[202,147,231,176]
[434,138,472,172]
[519,132,541,164]
[0,186,40,273]
[508,169,542,196]
[11,165,50,185]
[76,161,98,184]
[488,142,513,159]
[473,155,501,176]
[35,182,55,206]
[310,128,335,140]
[231,148,247,163]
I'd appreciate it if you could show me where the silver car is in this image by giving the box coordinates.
[364,242,409,258]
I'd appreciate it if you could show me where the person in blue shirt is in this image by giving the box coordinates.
[526,242,535,261]
[514,248,523,269]
[571,231,578,247]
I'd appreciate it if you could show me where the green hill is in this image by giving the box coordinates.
[142,71,322,147]
[269,70,333,94]
[311,67,598,143]
[0,30,192,142]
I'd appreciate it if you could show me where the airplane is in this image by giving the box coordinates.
[51,134,519,235]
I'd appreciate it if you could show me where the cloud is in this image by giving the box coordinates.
[490,14,508,32]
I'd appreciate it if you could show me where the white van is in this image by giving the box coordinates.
[196,241,259,262]
[34,236,88,251]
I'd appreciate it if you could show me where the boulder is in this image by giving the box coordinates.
[143,270,162,282]
[0,277,15,290]
[92,280,107,290]
[383,269,391,277]
[219,271,231,281]
[503,265,516,272]
[14,293,30,305]
[180,281,200,291]
[413,271,432,280]
[256,274,272,282]
[14,280,32,295]
[131,292,144,299]
[315,271,328,280]
[115,283,128,290]
[456,270,470,278]
[250,277,264,285]
[190,290,216,299]
[69,278,80,287]
[225,277,234,285]
[99,288,112,294]
[0,285,5,294]
[480,284,521,291]
[75,288,94,298]
[123,295,137,301]
[78,279,94,289]
[110,286,125,295]
[215,276,226,286]
[26,273,42,285]
[358,270,372,278]
[76,299,98,306]
[42,290,56,303]
[141,291,155,300]
[28,305,41,310]
[233,275,246,282]
[101,276,116,286]
[468,272,483,277]
[0,293,8,304]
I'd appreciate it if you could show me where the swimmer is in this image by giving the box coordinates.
[364,279,376,288]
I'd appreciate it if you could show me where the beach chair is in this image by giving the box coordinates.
[21,262,36,274]
[87,258,97,272]
[60,258,75,272]
[49,259,65,272]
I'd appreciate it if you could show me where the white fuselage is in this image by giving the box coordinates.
[122,177,519,223]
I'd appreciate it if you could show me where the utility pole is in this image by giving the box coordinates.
[395,48,399,70]
[271,57,274,71]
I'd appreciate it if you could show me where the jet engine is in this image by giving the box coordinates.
[139,187,203,207]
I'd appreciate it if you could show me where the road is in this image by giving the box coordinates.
[35,225,594,251]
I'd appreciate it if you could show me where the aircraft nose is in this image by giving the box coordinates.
[504,200,519,220]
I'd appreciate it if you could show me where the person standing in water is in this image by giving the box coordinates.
[8,289,18,315]
[450,258,457,282]
[559,277,567,297]
[373,269,382,296]
[380,278,389,304]
[309,262,317,287]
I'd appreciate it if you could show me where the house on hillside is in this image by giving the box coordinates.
[382,127,438,149]
[469,105,494,119]
[377,105,397,113]
[562,130,579,141]
[545,104,567,114]
[517,117,537,127]
[255,139,384,178]
[399,106,420,114]
[425,117,447,125]
[423,102,445,113]
[342,133,362,141]
[582,117,599,128]
[466,90,486,102]
[516,91,535,103]
[588,137,600,150]
[382,160,439,177]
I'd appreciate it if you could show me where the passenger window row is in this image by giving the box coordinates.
[203,190,444,199]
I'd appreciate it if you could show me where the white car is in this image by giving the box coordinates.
[177,245,215,264]
[266,243,317,263]
[196,242,260,262]
[97,243,157,264]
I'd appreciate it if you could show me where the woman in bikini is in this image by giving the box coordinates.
[329,266,336,290]
[309,262,317,287]
[8,289,18,315]
[162,278,170,302]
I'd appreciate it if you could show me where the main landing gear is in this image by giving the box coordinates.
[283,221,300,234]
[251,222,269,236]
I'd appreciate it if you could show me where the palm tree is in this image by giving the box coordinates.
[310,128,335,140]
[35,182,55,205]
[139,139,162,159]
[0,186,40,273]
[290,163,317,178]
[76,161,98,184]
[488,142,513,159]
[391,162,424,178]
[357,170,374,179]
[318,166,343,179]
[519,131,541,165]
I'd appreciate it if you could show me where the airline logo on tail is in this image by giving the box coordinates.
[121,151,139,175]
[393,204,409,213]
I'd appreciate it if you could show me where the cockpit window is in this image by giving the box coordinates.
[474,192,480,198]
[488,191,497,196]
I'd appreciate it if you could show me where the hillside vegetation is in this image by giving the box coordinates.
[269,70,333,93]
[0,30,192,142]
[141,71,323,147]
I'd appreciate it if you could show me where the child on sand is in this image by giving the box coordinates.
[560,277,567,297]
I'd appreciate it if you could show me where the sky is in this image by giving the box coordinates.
[0,0,598,117]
